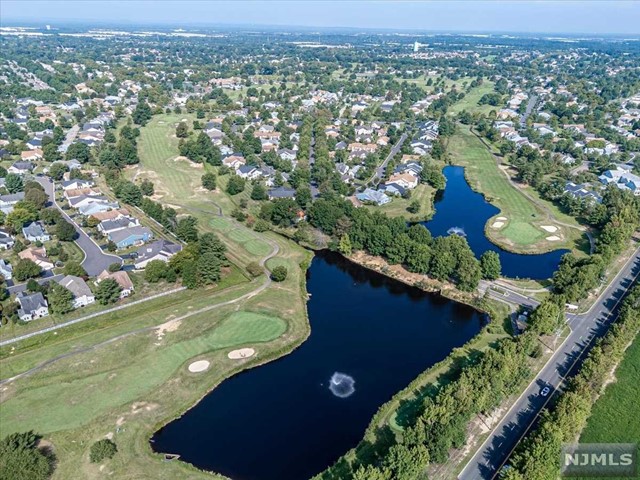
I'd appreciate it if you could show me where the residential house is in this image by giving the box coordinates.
[108,226,153,249]
[78,200,120,216]
[96,270,134,298]
[22,221,51,242]
[60,178,94,191]
[0,229,15,250]
[57,275,95,308]
[0,192,25,215]
[89,208,130,222]
[386,173,419,190]
[0,259,12,280]
[356,188,391,206]
[236,165,261,180]
[267,186,296,200]
[19,246,54,270]
[98,217,140,236]
[134,239,183,269]
[9,161,36,174]
[379,183,407,197]
[222,154,246,170]
[599,167,640,196]
[564,182,602,204]
[278,148,297,161]
[16,292,49,321]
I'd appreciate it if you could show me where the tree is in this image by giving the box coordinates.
[0,431,53,480]
[139,179,154,197]
[176,122,189,138]
[529,300,563,335]
[63,261,87,277]
[201,172,217,191]
[56,220,77,242]
[48,283,74,314]
[480,251,502,280]
[251,183,268,201]
[132,102,152,126]
[48,163,67,181]
[89,439,117,463]
[114,181,142,206]
[199,232,227,259]
[197,252,222,284]
[24,188,48,209]
[144,260,168,283]
[338,233,352,255]
[13,259,42,282]
[246,261,263,278]
[226,175,246,195]
[65,142,91,163]
[5,174,24,194]
[6,205,38,231]
[270,265,288,282]
[176,216,199,242]
[94,278,122,305]
[407,200,420,214]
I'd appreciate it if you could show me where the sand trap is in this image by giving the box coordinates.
[541,225,558,233]
[492,221,505,229]
[228,348,255,359]
[188,360,210,373]
[496,216,507,221]
[546,235,561,241]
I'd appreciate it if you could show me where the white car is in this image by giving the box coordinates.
[540,386,551,397]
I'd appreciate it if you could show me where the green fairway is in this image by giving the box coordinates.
[0,311,286,435]
[448,80,497,116]
[579,334,640,447]
[244,239,273,256]
[447,125,581,254]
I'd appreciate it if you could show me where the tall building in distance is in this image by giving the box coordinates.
[413,41,420,52]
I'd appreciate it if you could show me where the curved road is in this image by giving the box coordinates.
[35,176,123,276]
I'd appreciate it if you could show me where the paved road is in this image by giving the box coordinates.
[365,132,408,186]
[35,176,122,276]
[7,272,63,294]
[460,245,640,480]
[519,94,537,127]
[59,124,79,153]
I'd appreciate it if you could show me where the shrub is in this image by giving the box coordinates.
[89,439,117,463]
[270,265,288,282]
[246,262,263,278]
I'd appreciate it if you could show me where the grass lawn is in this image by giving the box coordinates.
[447,125,583,254]
[578,333,640,447]
[367,183,435,220]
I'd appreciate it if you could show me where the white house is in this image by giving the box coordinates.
[22,221,51,242]
[57,275,95,308]
[16,292,49,321]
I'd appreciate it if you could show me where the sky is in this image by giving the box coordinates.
[2,1,640,35]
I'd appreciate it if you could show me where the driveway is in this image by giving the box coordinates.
[35,176,122,276]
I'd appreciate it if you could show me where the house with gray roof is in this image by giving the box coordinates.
[356,188,391,206]
[0,229,15,250]
[0,192,25,215]
[268,186,296,200]
[0,259,12,280]
[22,221,51,242]
[16,291,49,321]
[57,275,95,308]
[108,226,153,250]
[98,217,140,236]
[134,239,183,269]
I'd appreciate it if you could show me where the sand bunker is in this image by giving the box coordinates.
[496,216,507,221]
[228,348,255,359]
[491,221,505,229]
[546,235,561,241]
[541,225,558,233]
[188,360,210,373]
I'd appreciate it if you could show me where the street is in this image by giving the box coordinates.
[365,132,408,186]
[34,176,122,276]
[459,245,640,480]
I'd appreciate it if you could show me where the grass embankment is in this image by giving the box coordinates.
[447,125,584,254]
[578,331,640,446]
[0,114,312,480]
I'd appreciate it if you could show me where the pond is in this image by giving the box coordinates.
[151,250,484,480]
[422,166,569,279]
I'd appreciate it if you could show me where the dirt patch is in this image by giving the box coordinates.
[228,348,255,359]
[188,360,211,372]
[155,318,181,343]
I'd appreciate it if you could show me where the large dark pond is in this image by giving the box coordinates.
[152,250,484,480]
[422,166,569,279]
